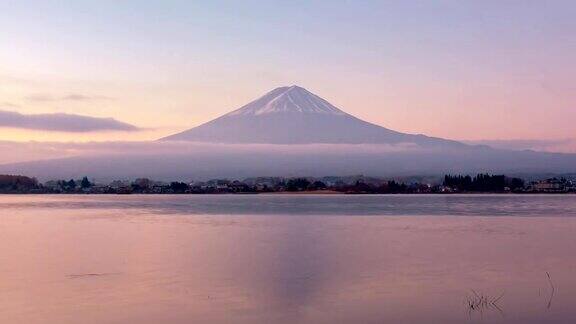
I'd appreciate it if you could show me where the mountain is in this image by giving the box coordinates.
[161,85,466,148]
[2,85,575,181]
[2,144,576,182]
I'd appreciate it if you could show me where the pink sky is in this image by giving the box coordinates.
[1,1,575,143]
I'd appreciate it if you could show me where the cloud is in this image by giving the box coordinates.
[62,94,113,101]
[25,93,112,102]
[464,139,576,153]
[0,141,422,165]
[25,94,55,102]
[0,74,39,86]
[1,102,21,109]
[0,110,140,132]
[2,140,576,182]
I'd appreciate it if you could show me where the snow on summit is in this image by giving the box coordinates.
[227,85,347,116]
[160,85,467,147]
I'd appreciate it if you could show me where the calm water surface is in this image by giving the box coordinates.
[1,194,575,324]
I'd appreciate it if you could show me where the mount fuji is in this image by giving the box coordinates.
[3,85,576,181]
[161,85,466,148]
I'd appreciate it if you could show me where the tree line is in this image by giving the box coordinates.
[443,174,524,192]
[0,173,552,194]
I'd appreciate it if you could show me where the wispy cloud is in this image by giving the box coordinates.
[1,102,21,109]
[0,141,422,165]
[61,94,112,101]
[25,93,113,102]
[0,110,139,132]
[465,139,576,153]
[2,140,575,182]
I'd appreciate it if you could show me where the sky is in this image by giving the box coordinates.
[1,0,575,142]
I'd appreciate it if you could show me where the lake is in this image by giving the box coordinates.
[1,194,575,323]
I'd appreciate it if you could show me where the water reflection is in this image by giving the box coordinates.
[2,194,576,217]
[0,195,576,323]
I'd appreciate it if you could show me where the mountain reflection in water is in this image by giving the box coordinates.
[0,195,575,324]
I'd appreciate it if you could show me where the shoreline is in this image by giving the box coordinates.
[1,191,575,196]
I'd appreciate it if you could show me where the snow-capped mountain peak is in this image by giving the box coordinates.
[226,85,347,116]
[161,85,467,148]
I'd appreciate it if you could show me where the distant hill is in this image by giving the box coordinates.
[161,85,467,148]
[2,145,576,182]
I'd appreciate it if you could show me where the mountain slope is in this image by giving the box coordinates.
[161,86,466,148]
